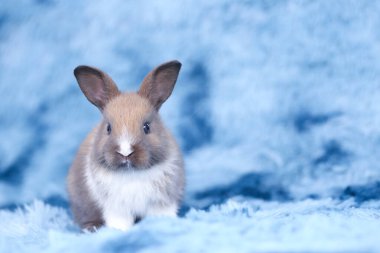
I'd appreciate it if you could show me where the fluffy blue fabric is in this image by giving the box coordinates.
[0,0,379,252]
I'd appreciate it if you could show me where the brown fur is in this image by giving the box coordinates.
[67,129,104,230]
[74,66,120,110]
[138,60,181,110]
[92,93,170,170]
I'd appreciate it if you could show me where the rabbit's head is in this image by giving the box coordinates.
[74,60,181,170]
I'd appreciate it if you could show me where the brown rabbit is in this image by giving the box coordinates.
[67,60,185,231]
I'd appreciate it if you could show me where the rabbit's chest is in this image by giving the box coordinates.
[86,165,169,215]
[102,177,157,212]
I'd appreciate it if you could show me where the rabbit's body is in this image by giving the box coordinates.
[68,122,184,231]
[67,61,185,231]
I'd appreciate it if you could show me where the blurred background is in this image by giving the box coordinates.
[1,0,380,250]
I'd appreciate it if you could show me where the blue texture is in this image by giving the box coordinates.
[1,0,380,252]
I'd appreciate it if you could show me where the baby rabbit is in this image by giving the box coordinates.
[67,60,185,231]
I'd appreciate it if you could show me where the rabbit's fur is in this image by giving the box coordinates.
[67,61,185,231]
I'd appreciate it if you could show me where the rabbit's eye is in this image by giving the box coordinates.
[143,122,150,134]
[106,123,112,135]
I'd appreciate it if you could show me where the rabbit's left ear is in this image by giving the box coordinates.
[74,66,120,111]
[138,60,181,110]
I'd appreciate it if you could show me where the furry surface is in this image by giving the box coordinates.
[1,199,380,252]
[1,0,380,252]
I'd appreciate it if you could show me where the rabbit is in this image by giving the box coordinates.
[67,60,185,232]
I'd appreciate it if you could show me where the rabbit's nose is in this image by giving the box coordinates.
[117,149,134,158]
[118,142,134,157]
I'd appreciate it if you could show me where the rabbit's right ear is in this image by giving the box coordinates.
[74,66,120,111]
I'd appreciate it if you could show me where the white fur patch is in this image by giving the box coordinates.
[147,204,177,217]
[118,141,133,157]
[84,143,180,231]
[103,212,134,231]
[118,131,134,157]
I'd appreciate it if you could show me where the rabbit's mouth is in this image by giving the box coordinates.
[102,144,152,171]
[98,152,135,171]
[118,159,134,170]
[115,158,147,171]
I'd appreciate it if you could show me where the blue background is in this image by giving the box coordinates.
[1,1,380,252]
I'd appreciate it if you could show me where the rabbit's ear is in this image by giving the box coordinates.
[74,66,120,111]
[138,60,181,110]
